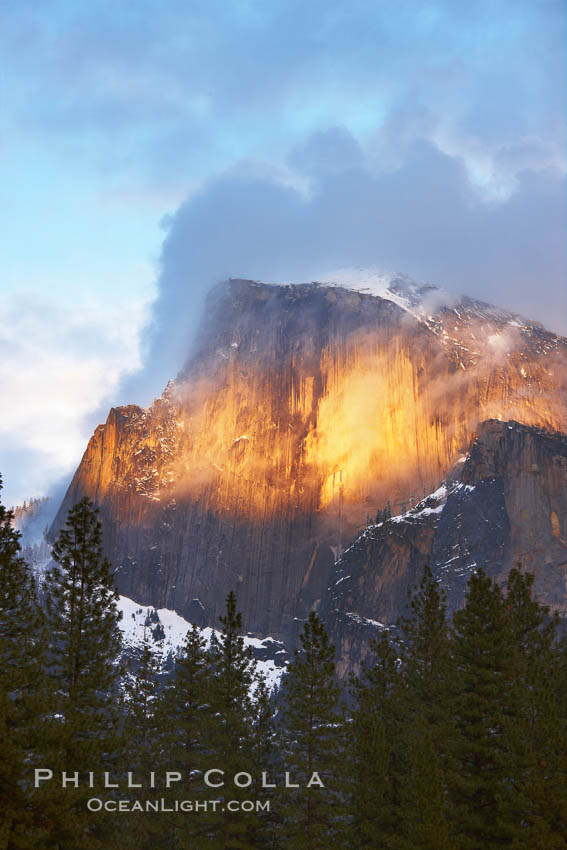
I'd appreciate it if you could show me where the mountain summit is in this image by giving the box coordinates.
[52,275,567,663]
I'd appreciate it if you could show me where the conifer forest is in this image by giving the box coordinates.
[1,475,566,849]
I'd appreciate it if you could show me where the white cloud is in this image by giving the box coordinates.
[0,287,153,505]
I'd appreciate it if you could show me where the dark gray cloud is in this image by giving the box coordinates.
[126,129,565,401]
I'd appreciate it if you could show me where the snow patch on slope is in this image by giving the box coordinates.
[345,612,385,629]
[313,269,554,357]
[118,596,286,692]
[316,268,440,316]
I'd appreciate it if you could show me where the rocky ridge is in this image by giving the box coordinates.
[51,275,567,663]
[322,419,567,675]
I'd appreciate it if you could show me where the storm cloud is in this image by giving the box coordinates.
[136,130,566,397]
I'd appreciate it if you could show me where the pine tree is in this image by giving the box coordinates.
[201,591,259,850]
[166,624,209,777]
[502,567,567,847]
[550,629,567,842]
[119,626,163,850]
[0,689,26,850]
[402,715,453,849]
[247,672,280,850]
[347,631,402,850]
[396,566,454,850]
[44,497,123,747]
[157,623,211,849]
[279,611,344,850]
[448,568,515,849]
[398,567,452,741]
[124,627,161,771]
[0,475,46,847]
[42,496,123,847]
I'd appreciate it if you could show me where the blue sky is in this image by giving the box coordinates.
[1,0,565,505]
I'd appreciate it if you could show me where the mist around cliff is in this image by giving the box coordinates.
[122,128,566,405]
[144,284,567,539]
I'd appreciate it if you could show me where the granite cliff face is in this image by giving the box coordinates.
[52,276,567,649]
[323,419,567,676]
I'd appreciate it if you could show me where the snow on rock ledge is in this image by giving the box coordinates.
[118,595,287,692]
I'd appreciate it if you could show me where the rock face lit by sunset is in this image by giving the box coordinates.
[65,275,567,518]
[1,0,565,507]
[54,275,567,642]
